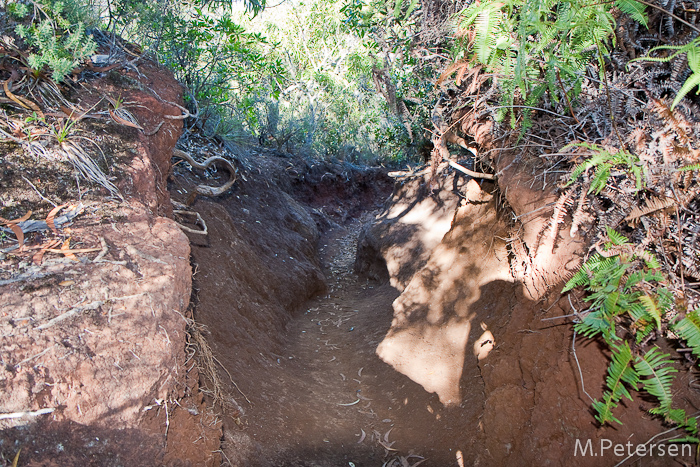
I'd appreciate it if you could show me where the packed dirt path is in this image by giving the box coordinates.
[236,214,472,467]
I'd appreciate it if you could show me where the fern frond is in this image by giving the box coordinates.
[640,252,661,270]
[574,310,613,339]
[679,163,700,172]
[562,253,615,292]
[638,294,662,331]
[474,4,500,64]
[594,342,638,425]
[606,226,630,246]
[664,409,699,438]
[672,65,700,110]
[625,196,675,222]
[634,347,676,413]
[673,309,700,358]
[590,162,612,194]
[614,0,647,27]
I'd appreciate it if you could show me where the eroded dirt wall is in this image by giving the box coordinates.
[356,153,700,465]
[0,63,222,466]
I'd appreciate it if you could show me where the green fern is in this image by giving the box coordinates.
[561,233,698,432]
[474,3,501,64]
[637,294,662,331]
[673,309,700,358]
[593,342,638,425]
[635,347,676,413]
[665,409,699,442]
[679,163,700,172]
[615,0,648,27]
[606,226,630,246]
[562,253,616,292]
[564,143,645,194]
[631,38,700,110]
[456,0,646,126]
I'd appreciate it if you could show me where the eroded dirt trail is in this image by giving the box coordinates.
[234,215,472,467]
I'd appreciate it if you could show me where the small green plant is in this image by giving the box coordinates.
[48,116,79,143]
[631,38,700,110]
[14,0,97,82]
[564,142,646,194]
[565,227,699,439]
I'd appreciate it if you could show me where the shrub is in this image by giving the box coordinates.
[13,0,97,82]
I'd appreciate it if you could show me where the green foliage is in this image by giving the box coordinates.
[106,0,284,143]
[454,0,647,125]
[635,347,676,413]
[593,342,638,425]
[679,163,700,172]
[564,142,645,194]
[565,228,699,440]
[14,0,97,82]
[340,0,438,161]
[673,309,700,358]
[7,2,30,19]
[631,38,700,110]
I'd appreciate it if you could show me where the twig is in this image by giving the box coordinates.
[556,69,580,124]
[514,202,557,220]
[93,237,109,263]
[14,344,56,368]
[21,176,57,207]
[36,300,104,330]
[633,0,700,35]
[445,158,497,180]
[173,209,208,235]
[144,120,164,136]
[612,426,685,467]
[164,399,170,446]
[212,355,252,405]
[541,312,577,321]
[0,407,55,420]
[570,296,594,403]
[0,271,54,286]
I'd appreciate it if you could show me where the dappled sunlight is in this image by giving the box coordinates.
[364,173,468,291]
[377,180,514,405]
[473,323,494,360]
[388,199,454,246]
[377,313,473,405]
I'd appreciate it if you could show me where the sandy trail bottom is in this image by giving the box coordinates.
[237,216,472,467]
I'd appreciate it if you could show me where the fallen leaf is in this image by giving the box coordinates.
[32,240,59,265]
[60,238,78,262]
[46,204,68,235]
[8,224,24,248]
[0,210,32,224]
[109,109,144,130]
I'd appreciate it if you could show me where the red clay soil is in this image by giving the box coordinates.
[0,62,220,466]
[186,147,700,466]
[3,50,697,467]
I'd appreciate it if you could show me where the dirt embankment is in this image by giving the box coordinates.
[0,63,221,466]
[355,140,700,465]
